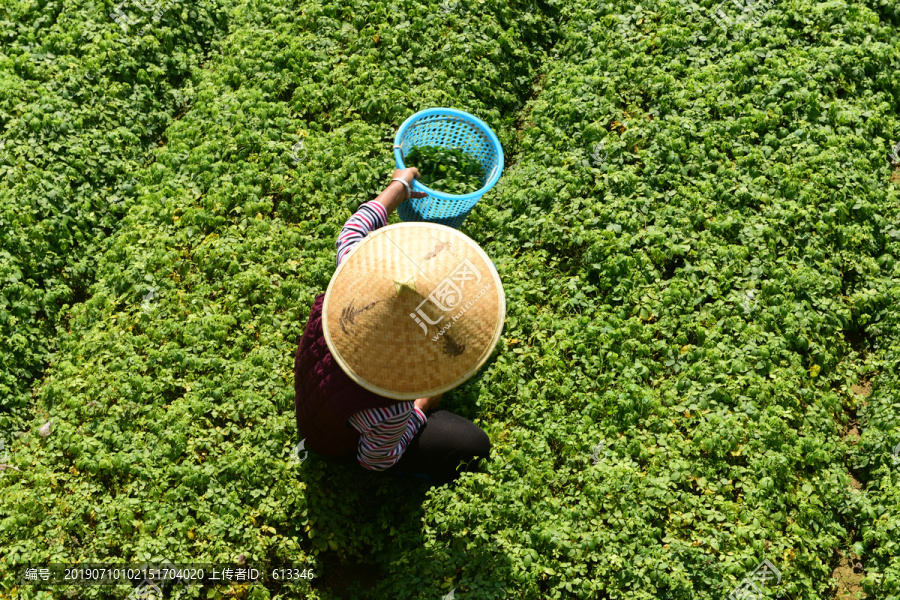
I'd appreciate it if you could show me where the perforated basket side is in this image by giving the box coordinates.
[401,115,498,190]
[394,108,504,229]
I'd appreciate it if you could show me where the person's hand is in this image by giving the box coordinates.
[414,393,443,413]
[392,167,428,200]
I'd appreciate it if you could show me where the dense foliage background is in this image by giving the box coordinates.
[1,0,899,599]
[0,0,233,431]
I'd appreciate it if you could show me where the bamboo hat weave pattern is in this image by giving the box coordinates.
[322,222,506,400]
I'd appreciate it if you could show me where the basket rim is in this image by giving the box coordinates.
[393,107,504,202]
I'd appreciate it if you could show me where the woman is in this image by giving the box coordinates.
[294,167,494,485]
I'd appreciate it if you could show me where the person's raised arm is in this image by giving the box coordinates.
[374,167,427,217]
[335,168,428,266]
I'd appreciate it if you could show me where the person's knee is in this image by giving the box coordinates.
[463,426,491,461]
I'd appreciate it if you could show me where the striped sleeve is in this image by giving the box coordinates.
[336,201,388,266]
[347,403,427,471]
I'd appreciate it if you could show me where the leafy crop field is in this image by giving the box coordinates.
[0,0,233,430]
[2,0,900,599]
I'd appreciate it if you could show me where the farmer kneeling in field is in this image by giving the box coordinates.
[294,167,506,485]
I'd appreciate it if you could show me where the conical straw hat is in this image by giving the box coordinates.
[322,222,506,400]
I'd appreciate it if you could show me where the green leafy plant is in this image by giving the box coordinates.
[404,145,486,195]
[2,0,900,599]
[0,0,234,433]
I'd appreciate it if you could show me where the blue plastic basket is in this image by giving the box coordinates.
[393,108,504,229]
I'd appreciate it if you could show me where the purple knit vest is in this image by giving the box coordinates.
[294,293,400,457]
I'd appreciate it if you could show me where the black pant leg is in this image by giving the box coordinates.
[387,410,491,484]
